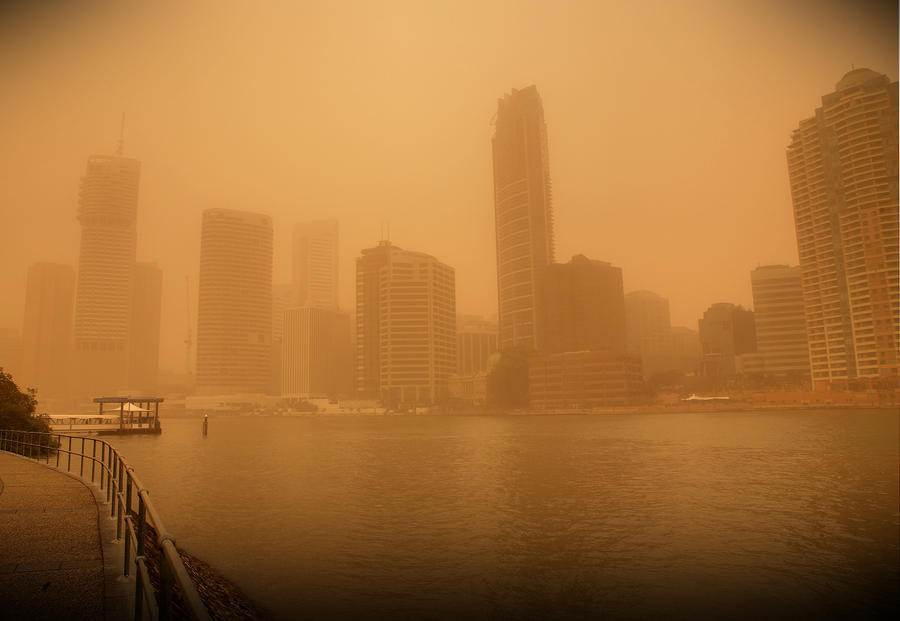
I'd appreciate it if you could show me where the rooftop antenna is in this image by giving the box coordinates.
[386,220,390,242]
[116,113,125,156]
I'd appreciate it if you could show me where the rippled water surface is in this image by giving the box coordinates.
[106,410,899,619]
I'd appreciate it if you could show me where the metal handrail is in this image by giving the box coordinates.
[0,429,211,621]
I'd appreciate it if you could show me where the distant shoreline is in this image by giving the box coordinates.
[157,403,899,418]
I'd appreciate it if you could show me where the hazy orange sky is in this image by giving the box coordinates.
[1,0,896,373]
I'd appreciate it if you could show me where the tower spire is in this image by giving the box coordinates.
[116,113,125,156]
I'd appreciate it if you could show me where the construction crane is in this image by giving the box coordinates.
[184,275,193,377]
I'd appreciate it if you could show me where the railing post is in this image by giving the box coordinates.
[56,435,60,467]
[123,492,131,577]
[91,439,96,483]
[110,457,116,518]
[159,554,173,621]
[67,436,72,471]
[79,437,85,477]
[100,443,106,491]
[116,462,124,540]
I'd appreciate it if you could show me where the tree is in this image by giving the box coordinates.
[486,350,529,409]
[0,368,50,434]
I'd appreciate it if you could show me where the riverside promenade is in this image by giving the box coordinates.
[0,450,130,620]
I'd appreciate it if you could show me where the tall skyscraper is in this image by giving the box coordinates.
[492,85,555,352]
[293,219,339,310]
[21,263,76,398]
[787,68,899,389]
[356,241,456,406]
[543,255,627,355]
[739,266,809,377]
[128,262,162,394]
[73,154,140,396]
[196,208,273,395]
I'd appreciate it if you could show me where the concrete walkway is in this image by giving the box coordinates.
[0,450,129,620]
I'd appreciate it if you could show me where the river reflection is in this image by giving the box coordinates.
[106,409,899,619]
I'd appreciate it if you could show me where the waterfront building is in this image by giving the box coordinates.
[640,326,701,379]
[293,219,339,310]
[787,68,899,389]
[196,208,273,395]
[457,315,498,375]
[127,262,162,394]
[625,290,671,356]
[493,85,555,352]
[528,350,643,409]
[282,307,352,398]
[448,371,488,406]
[543,255,627,355]
[73,153,140,396]
[698,303,756,384]
[21,263,75,397]
[737,266,810,378]
[355,241,456,407]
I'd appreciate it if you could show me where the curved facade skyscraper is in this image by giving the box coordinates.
[492,85,555,352]
[73,154,140,396]
[787,68,899,389]
[196,208,273,395]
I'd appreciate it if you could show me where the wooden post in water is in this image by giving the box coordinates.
[202,414,208,437]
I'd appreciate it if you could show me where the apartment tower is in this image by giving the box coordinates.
[787,68,899,389]
[492,85,555,352]
[356,241,456,406]
[196,209,273,394]
[73,153,141,396]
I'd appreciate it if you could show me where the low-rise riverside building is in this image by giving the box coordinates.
[528,351,643,409]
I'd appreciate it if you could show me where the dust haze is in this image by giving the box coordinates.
[0,0,896,376]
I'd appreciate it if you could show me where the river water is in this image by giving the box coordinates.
[105,409,899,619]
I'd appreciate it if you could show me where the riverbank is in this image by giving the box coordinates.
[142,521,268,620]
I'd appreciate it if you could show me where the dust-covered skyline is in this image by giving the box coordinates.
[1,0,896,372]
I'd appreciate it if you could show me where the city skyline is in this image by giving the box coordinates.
[1,2,895,373]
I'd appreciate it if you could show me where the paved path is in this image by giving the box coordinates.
[0,450,126,620]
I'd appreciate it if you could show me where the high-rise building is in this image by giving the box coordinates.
[787,68,899,389]
[128,262,162,394]
[282,307,352,398]
[529,256,642,407]
[698,303,756,384]
[543,255,627,355]
[293,219,339,310]
[738,266,809,377]
[456,315,498,375]
[196,208,273,395]
[21,263,75,398]
[356,241,456,406]
[492,85,555,352]
[625,290,671,356]
[73,154,140,397]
